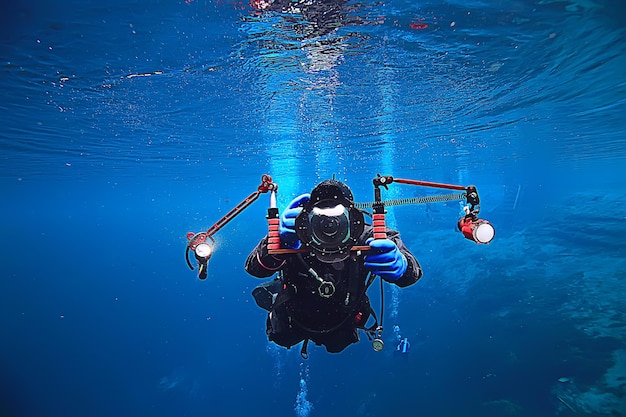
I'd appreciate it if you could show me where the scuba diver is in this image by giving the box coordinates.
[245,179,422,354]
[396,337,410,355]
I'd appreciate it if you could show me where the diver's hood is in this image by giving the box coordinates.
[309,179,354,203]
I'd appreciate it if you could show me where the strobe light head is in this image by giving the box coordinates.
[194,242,213,262]
[458,216,495,244]
[186,232,215,280]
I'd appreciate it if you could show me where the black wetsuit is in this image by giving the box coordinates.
[245,226,422,353]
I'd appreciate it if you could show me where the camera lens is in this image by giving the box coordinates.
[320,216,339,236]
[309,204,350,247]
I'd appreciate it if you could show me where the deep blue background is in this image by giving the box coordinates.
[2,0,625,416]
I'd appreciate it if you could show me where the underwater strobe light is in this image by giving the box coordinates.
[456,185,495,245]
[186,232,215,280]
[458,215,495,244]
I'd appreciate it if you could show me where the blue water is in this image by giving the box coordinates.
[2,0,625,416]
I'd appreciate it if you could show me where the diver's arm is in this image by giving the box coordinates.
[244,236,286,278]
[384,229,423,288]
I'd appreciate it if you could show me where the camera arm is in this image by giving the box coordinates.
[373,174,479,212]
[372,174,493,244]
[185,174,278,279]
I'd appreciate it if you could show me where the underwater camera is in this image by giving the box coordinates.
[185,174,496,280]
[294,180,364,263]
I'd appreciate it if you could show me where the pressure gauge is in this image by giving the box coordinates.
[372,338,384,352]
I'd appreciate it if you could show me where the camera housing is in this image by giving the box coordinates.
[295,181,364,263]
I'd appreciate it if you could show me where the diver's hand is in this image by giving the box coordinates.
[364,238,407,282]
[279,193,310,249]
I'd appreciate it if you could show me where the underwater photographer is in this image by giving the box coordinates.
[245,179,422,355]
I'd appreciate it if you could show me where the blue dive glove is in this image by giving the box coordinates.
[363,238,408,282]
[279,193,310,249]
